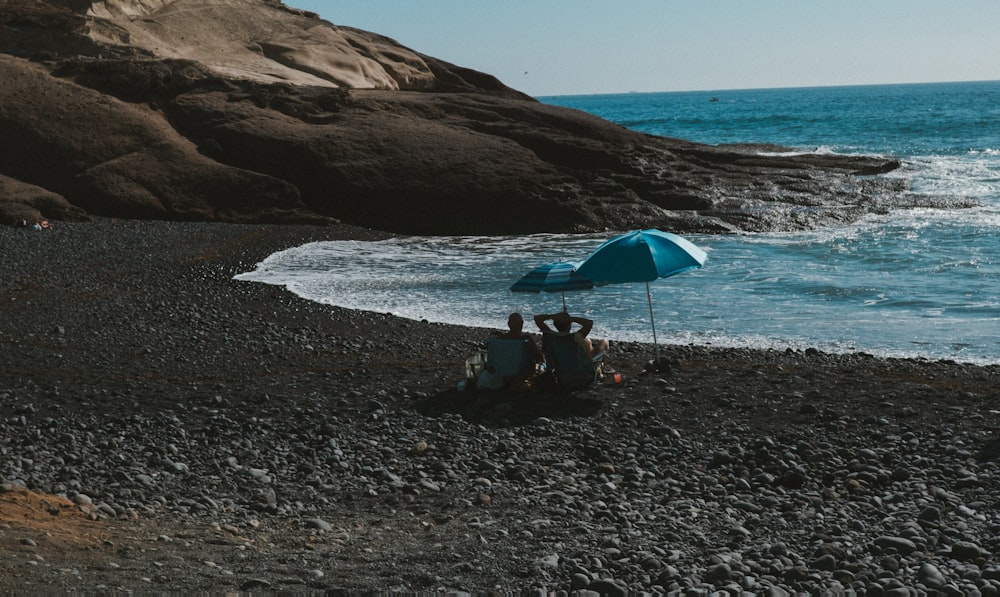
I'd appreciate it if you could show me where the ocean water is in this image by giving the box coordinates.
[236,81,1000,364]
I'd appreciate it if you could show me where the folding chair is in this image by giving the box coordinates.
[541,332,604,390]
[480,338,535,389]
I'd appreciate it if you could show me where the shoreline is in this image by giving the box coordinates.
[3,219,1000,593]
[236,231,1000,369]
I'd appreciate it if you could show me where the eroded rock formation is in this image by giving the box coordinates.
[0,0,968,233]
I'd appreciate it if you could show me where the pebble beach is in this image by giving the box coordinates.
[3,219,1000,594]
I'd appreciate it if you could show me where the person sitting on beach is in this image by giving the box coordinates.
[475,312,544,390]
[492,312,544,365]
[533,311,609,359]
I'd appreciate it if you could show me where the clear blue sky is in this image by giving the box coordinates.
[287,1,1000,97]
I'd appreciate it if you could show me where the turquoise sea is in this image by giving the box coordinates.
[237,81,1000,364]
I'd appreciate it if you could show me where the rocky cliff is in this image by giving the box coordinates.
[0,0,966,234]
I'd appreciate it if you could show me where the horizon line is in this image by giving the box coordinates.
[534,77,1000,100]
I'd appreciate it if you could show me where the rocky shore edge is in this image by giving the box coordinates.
[2,219,1000,594]
[3,1,960,236]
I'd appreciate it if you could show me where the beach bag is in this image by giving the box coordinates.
[464,351,486,384]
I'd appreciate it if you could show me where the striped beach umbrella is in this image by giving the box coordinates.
[510,261,595,311]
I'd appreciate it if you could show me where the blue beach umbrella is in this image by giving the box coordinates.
[510,261,595,311]
[577,229,707,362]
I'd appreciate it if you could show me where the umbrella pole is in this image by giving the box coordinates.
[561,292,567,312]
[646,282,659,364]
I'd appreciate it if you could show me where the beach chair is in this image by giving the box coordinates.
[479,338,535,389]
[541,332,604,390]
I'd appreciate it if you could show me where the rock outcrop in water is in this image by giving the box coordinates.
[0,1,972,233]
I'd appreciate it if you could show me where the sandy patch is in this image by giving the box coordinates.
[0,487,111,550]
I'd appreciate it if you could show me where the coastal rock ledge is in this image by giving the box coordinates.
[0,0,971,234]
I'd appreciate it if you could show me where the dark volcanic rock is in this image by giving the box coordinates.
[0,1,975,233]
[3,219,1000,594]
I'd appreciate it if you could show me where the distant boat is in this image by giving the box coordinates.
[709,97,719,102]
